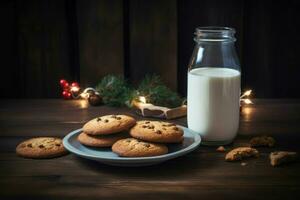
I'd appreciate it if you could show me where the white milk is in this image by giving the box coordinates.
[187,67,241,145]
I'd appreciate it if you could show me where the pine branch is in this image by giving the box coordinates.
[95,74,183,108]
[137,75,183,108]
[95,75,133,107]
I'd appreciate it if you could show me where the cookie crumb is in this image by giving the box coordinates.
[250,136,275,147]
[216,146,226,152]
[270,151,298,166]
[225,147,259,161]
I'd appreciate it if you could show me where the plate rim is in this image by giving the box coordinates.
[63,125,201,162]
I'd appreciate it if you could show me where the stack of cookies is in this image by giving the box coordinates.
[78,115,136,147]
[78,115,184,157]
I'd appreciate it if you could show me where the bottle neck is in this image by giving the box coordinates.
[194,27,236,43]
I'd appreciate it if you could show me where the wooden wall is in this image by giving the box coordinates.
[1,0,300,98]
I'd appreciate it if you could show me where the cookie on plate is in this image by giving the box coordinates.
[83,115,136,135]
[225,147,259,161]
[112,138,168,157]
[16,137,67,159]
[130,120,184,143]
[78,132,128,147]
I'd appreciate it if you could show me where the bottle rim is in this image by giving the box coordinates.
[195,26,236,42]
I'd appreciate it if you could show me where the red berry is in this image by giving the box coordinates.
[60,79,67,87]
[62,91,71,99]
[71,82,79,87]
[62,92,67,99]
[62,90,67,96]
[63,82,69,89]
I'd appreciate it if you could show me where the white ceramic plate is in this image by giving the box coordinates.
[63,126,201,167]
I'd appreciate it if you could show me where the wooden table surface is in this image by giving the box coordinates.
[0,99,299,200]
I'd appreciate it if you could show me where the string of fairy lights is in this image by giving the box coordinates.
[59,79,253,106]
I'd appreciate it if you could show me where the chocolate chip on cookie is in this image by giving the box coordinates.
[143,143,151,148]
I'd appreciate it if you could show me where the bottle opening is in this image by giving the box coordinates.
[195,26,236,42]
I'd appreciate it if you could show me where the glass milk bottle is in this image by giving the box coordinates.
[187,27,241,146]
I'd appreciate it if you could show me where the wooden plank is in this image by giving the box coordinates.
[77,0,124,87]
[178,0,244,96]
[16,0,74,98]
[129,0,177,90]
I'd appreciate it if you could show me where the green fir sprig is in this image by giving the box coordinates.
[95,75,133,107]
[95,74,183,108]
[136,75,182,108]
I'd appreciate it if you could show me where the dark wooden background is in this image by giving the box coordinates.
[1,0,300,98]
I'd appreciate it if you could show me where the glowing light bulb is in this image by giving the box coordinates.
[139,96,147,104]
[243,99,253,104]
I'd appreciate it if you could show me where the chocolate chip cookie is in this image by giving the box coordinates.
[130,120,184,143]
[83,115,136,135]
[112,138,168,157]
[16,137,67,159]
[78,132,128,147]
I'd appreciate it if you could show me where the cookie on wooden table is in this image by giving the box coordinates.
[112,138,168,157]
[78,132,128,147]
[83,115,136,135]
[250,136,275,147]
[16,137,67,159]
[270,151,298,166]
[225,147,259,161]
[130,120,184,143]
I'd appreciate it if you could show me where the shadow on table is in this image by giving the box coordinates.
[73,147,217,179]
